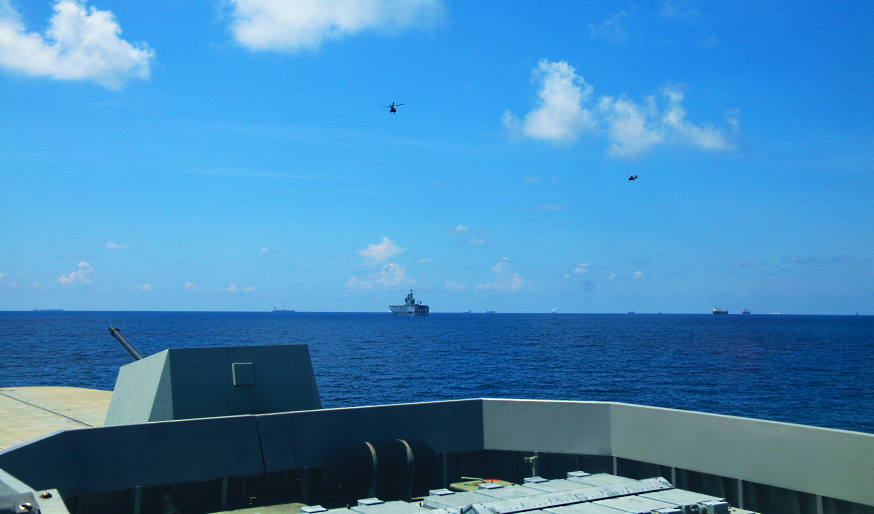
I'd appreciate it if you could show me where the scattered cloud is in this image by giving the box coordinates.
[0,0,154,88]
[259,247,269,254]
[227,283,238,293]
[588,8,633,44]
[444,280,466,291]
[56,261,94,284]
[476,257,526,292]
[243,285,256,292]
[573,262,590,275]
[132,283,152,291]
[523,175,542,184]
[346,262,413,290]
[632,270,645,280]
[604,272,617,280]
[537,203,565,211]
[660,0,696,19]
[505,60,733,157]
[225,0,445,52]
[451,225,490,246]
[0,272,5,279]
[358,236,403,263]
[725,108,741,132]
[105,241,126,250]
[417,257,432,264]
[503,59,596,143]
[183,281,197,291]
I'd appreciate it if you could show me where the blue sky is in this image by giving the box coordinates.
[1,0,872,313]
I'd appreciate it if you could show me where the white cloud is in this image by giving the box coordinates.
[0,272,5,279]
[661,87,730,150]
[604,272,617,280]
[724,108,741,132]
[56,261,94,284]
[632,270,645,280]
[227,283,238,293]
[506,60,732,157]
[345,276,372,290]
[523,175,542,184]
[572,262,590,274]
[105,241,125,249]
[444,280,466,291]
[476,257,526,292]
[451,225,490,246]
[259,247,269,254]
[588,9,632,43]
[537,203,564,211]
[504,59,596,142]
[132,283,152,291]
[346,262,412,290]
[0,0,153,88]
[243,285,256,292]
[225,0,445,52]
[598,95,664,157]
[416,257,432,264]
[183,281,197,291]
[358,236,403,263]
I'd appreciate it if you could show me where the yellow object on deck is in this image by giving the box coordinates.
[0,386,111,451]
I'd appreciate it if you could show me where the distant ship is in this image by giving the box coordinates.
[485,310,496,314]
[32,308,63,312]
[626,311,636,315]
[271,307,295,313]
[741,308,751,315]
[712,307,728,315]
[389,290,429,316]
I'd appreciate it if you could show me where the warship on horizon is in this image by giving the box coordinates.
[389,290,429,316]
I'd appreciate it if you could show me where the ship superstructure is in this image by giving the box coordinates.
[390,290,429,316]
[712,307,728,315]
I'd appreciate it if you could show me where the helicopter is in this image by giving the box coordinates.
[627,174,638,181]
[383,101,404,113]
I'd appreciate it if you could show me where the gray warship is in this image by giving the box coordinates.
[0,329,872,514]
[390,290,429,316]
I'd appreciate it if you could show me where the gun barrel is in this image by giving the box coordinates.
[108,326,144,361]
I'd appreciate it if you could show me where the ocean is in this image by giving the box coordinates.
[1,311,872,433]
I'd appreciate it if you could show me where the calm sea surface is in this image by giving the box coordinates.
[1,312,872,433]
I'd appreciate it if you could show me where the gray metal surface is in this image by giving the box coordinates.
[350,500,430,514]
[593,495,675,513]
[475,484,546,500]
[544,504,625,514]
[424,490,497,512]
[522,478,593,493]
[639,488,723,511]
[480,399,874,506]
[460,478,673,514]
[566,474,636,488]
[105,345,321,425]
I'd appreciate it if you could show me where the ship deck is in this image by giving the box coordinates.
[0,386,111,451]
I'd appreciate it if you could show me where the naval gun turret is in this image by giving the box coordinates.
[104,329,321,425]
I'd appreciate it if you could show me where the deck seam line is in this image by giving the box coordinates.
[0,390,94,427]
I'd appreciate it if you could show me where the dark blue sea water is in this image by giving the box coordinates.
[1,312,872,433]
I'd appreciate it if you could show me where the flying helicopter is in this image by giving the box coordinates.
[627,174,638,181]
[383,101,404,113]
